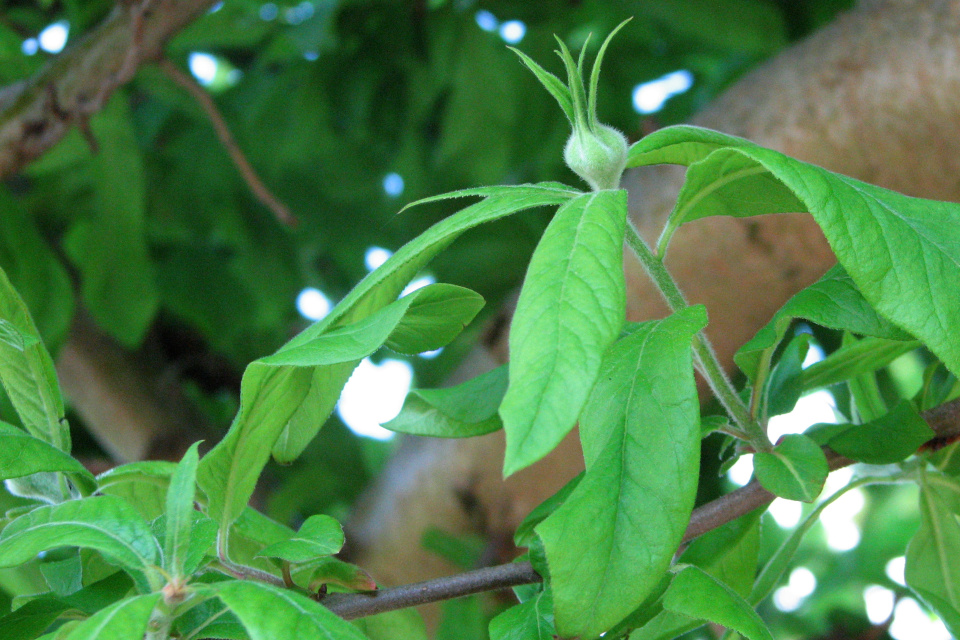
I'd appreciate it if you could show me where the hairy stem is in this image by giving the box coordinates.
[623,220,771,451]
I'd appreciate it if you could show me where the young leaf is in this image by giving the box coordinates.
[0,265,69,451]
[823,401,934,464]
[536,306,706,638]
[905,471,960,636]
[383,365,507,438]
[734,264,910,384]
[0,496,159,581]
[257,514,344,563]
[508,48,575,125]
[500,189,628,476]
[215,580,369,640]
[199,283,480,535]
[629,125,960,379]
[383,286,484,355]
[513,472,583,548]
[61,593,161,640]
[753,434,827,502]
[292,556,377,592]
[164,442,201,578]
[662,566,774,640]
[153,511,217,578]
[96,461,176,521]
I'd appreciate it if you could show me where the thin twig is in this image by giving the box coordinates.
[157,58,297,227]
[317,396,960,620]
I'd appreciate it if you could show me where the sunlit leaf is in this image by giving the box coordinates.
[257,514,344,563]
[537,306,705,637]
[662,566,773,640]
[501,189,627,476]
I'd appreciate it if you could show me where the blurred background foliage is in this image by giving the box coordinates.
[0,1,935,639]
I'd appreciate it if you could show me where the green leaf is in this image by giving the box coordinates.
[63,94,157,348]
[753,434,827,502]
[0,496,159,581]
[489,585,555,640]
[61,593,161,640]
[383,365,507,438]
[163,442,201,578]
[383,286,484,355]
[662,566,773,640]
[749,477,871,606]
[95,461,175,521]
[257,514,344,563]
[500,190,628,476]
[508,48,575,125]
[536,306,706,638]
[354,608,428,640]
[215,580,369,640]
[0,188,74,348]
[0,423,93,489]
[734,264,910,384]
[801,337,921,391]
[513,472,583,548]
[630,125,960,379]
[822,401,934,464]
[763,333,810,418]
[153,511,217,578]
[0,265,69,451]
[291,556,377,592]
[198,284,476,535]
[905,471,960,636]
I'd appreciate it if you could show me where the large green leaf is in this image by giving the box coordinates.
[61,593,161,640]
[0,496,159,580]
[814,401,934,465]
[215,580,369,640]
[662,566,773,640]
[198,283,482,533]
[500,190,628,476]
[63,94,157,348]
[383,365,507,438]
[536,306,706,638]
[629,125,960,378]
[0,265,69,451]
[905,471,960,636]
[163,442,201,578]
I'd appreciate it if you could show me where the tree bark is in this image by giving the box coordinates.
[347,0,960,597]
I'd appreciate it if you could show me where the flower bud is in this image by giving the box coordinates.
[564,122,628,192]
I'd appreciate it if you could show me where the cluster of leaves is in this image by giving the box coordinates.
[0,19,959,639]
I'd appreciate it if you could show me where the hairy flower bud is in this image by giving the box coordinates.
[563,122,628,192]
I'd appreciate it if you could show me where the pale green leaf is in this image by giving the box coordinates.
[383,365,507,438]
[662,566,773,640]
[216,580,369,640]
[753,434,827,502]
[257,514,344,563]
[0,496,159,578]
[0,266,69,451]
[164,442,201,578]
[500,190,628,476]
[537,306,706,637]
[383,286,484,355]
[801,337,921,391]
[0,423,92,487]
[62,593,161,640]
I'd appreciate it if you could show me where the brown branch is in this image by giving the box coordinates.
[323,396,960,620]
[156,58,297,227]
[0,0,219,177]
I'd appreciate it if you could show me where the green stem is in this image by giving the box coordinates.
[623,220,771,452]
